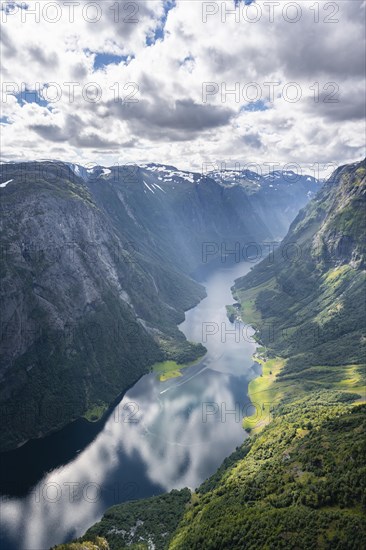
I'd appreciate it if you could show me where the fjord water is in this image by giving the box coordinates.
[0,262,258,550]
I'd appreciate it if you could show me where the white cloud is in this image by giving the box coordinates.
[0,0,365,172]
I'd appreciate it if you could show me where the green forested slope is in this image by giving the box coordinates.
[233,159,366,400]
[170,395,366,550]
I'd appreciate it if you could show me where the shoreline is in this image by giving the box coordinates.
[152,354,206,382]
[243,353,285,434]
[225,300,285,436]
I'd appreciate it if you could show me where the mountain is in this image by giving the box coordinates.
[209,167,321,238]
[233,158,366,379]
[64,159,366,549]
[0,160,319,451]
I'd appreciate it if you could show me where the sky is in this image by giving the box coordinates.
[0,0,365,175]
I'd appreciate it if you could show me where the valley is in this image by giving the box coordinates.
[0,159,364,550]
[1,2,364,548]
[56,159,366,550]
[0,161,319,452]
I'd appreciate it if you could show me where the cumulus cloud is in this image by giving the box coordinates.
[106,97,234,141]
[0,0,365,171]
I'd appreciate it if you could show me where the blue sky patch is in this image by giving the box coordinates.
[14,89,49,107]
[146,0,176,46]
[234,0,255,6]
[241,100,269,113]
[234,0,256,6]
[93,52,132,71]
[0,2,28,13]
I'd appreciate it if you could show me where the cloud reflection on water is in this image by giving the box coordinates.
[0,263,257,549]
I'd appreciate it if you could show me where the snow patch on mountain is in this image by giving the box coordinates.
[142,164,196,184]
[144,181,155,193]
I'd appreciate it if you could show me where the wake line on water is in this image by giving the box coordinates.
[159,352,224,395]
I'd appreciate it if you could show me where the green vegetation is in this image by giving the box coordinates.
[233,159,366,404]
[243,356,285,434]
[232,277,274,327]
[225,304,238,323]
[170,396,366,549]
[53,536,109,549]
[80,489,191,550]
[153,361,184,381]
[153,355,204,382]
[83,402,109,422]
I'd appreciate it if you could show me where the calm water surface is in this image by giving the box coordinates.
[0,262,259,550]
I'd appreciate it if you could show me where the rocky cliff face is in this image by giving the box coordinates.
[0,160,319,450]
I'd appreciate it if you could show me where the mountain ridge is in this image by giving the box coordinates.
[0,159,320,451]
